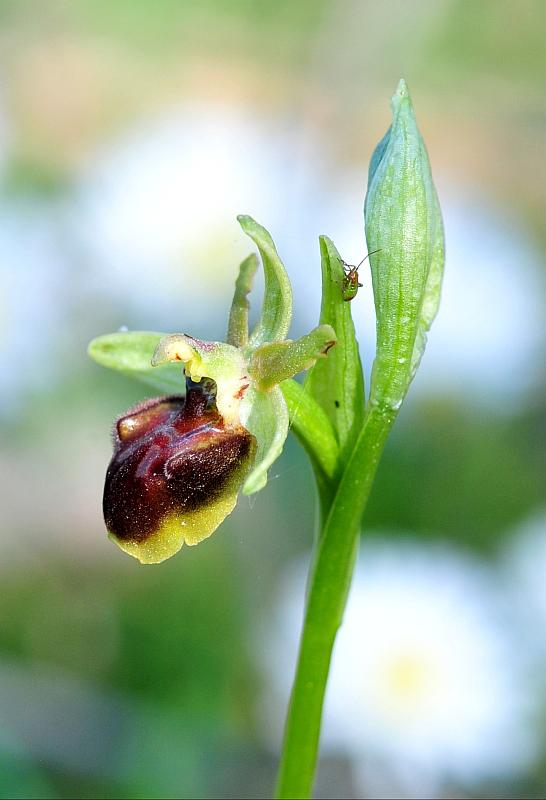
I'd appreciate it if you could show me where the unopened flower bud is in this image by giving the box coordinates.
[365,79,444,412]
[103,379,256,564]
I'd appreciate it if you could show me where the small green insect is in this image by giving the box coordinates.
[341,249,381,301]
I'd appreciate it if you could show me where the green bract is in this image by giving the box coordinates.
[364,78,445,411]
[89,216,336,562]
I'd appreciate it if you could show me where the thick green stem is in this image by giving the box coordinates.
[275,405,396,799]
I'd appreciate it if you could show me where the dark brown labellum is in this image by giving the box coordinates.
[103,379,256,563]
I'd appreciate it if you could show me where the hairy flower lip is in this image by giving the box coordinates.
[114,394,186,445]
[103,380,256,563]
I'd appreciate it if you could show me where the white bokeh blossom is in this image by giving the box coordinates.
[0,201,67,414]
[71,105,325,336]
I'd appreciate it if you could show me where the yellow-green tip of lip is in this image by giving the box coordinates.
[108,489,240,564]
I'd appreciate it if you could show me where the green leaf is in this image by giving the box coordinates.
[88,331,184,394]
[227,253,258,348]
[237,215,293,345]
[251,325,336,391]
[305,236,365,460]
[365,79,445,411]
[240,385,289,495]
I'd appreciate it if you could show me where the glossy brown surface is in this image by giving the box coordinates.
[103,382,255,544]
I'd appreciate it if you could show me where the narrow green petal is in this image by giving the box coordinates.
[227,253,258,348]
[237,215,293,345]
[251,325,336,391]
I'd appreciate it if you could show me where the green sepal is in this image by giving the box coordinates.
[227,253,258,348]
[238,215,293,346]
[365,79,445,411]
[251,325,336,391]
[240,385,289,494]
[305,237,365,458]
[88,331,182,394]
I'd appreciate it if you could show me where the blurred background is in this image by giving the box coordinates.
[0,1,545,797]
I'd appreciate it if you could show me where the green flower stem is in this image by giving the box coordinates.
[275,404,397,800]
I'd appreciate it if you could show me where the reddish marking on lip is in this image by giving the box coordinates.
[235,383,250,399]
